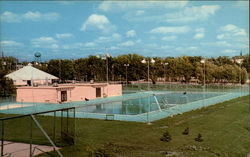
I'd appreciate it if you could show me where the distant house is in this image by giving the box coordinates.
[5,65,59,86]
[16,83,122,103]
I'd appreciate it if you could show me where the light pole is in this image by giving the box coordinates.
[141,58,155,124]
[141,58,155,91]
[201,59,206,106]
[119,75,122,84]
[106,53,110,84]
[124,64,129,86]
[163,62,169,84]
[101,53,111,84]
[236,58,243,96]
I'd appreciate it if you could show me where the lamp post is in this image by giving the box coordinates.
[236,58,243,96]
[141,58,155,91]
[201,59,206,106]
[124,64,129,86]
[141,58,155,124]
[163,62,169,84]
[119,75,122,84]
[101,53,111,84]
[106,53,110,84]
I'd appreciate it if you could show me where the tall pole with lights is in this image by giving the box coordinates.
[141,58,155,124]
[141,58,155,91]
[201,59,206,106]
[236,58,243,96]
[124,64,129,86]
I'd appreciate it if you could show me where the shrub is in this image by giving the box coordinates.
[86,145,115,157]
[182,127,189,135]
[195,133,203,142]
[160,130,172,142]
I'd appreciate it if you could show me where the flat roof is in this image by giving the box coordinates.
[16,83,111,89]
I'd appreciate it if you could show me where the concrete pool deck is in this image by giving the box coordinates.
[0,141,60,157]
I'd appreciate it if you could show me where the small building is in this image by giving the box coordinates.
[5,65,59,86]
[16,83,122,103]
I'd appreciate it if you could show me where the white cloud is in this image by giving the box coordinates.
[98,1,188,12]
[112,33,121,40]
[161,35,177,41]
[23,11,59,21]
[150,26,190,34]
[62,42,98,50]
[0,11,59,23]
[160,45,171,49]
[176,46,198,51]
[201,41,231,47]
[81,14,115,33]
[84,42,96,47]
[0,40,23,47]
[223,49,237,54]
[119,41,135,47]
[56,33,74,39]
[217,34,224,40]
[216,41,231,47]
[165,5,220,23]
[31,37,59,49]
[135,10,145,16]
[136,39,141,43]
[188,46,198,51]
[96,33,121,43]
[110,46,120,50]
[218,24,247,39]
[193,33,204,39]
[217,24,249,45]
[0,11,21,23]
[193,27,205,39]
[126,30,136,38]
[196,28,205,33]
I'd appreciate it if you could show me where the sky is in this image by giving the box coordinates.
[0,0,249,61]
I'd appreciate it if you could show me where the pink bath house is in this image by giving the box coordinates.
[16,83,122,103]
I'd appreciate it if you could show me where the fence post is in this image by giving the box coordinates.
[30,116,33,157]
[53,111,56,155]
[1,120,4,157]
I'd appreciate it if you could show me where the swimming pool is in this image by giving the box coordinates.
[0,90,248,123]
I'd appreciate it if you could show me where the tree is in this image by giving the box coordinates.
[74,58,89,81]
[0,56,18,73]
[47,59,76,82]
[0,70,15,97]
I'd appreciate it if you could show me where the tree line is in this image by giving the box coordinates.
[1,54,249,86]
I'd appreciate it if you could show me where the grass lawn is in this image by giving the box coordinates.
[1,95,249,157]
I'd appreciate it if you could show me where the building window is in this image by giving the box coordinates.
[96,88,101,98]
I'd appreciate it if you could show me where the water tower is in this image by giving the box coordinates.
[34,52,41,64]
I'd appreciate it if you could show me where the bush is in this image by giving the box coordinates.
[86,146,114,157]
[195,133,203,142]
[182,127,189,135]
[86,142,120,157]
[160,130,172,142]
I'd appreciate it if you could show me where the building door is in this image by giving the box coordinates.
[61,91,67,102]
[27,80,31,86]
[96,88,101,98]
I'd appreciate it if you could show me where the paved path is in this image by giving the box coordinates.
[0,141,60,157]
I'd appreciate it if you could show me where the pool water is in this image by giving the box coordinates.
[76,92,223,115]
